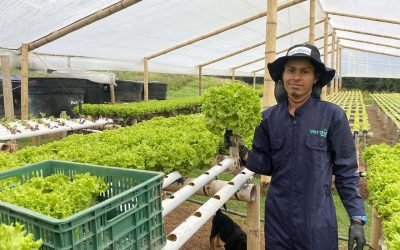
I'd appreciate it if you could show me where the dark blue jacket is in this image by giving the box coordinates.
[246,97,366,250]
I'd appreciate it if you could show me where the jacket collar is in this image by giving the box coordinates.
[282,96,314,117]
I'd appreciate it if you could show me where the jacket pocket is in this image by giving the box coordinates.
[306,135,327,151]
[270,137,286,172]
[306,135,328,172]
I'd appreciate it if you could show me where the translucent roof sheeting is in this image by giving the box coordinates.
[0,0,399,78]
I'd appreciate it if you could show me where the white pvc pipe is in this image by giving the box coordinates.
[162,171,182,189]
[0,118,113,141]
[162,168,254,250]
[162,158,234,216]
[163,178,256,202]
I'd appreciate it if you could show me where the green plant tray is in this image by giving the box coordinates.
[0,160,166,250]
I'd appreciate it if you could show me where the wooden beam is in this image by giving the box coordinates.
[309,0,316,44]
[321,14,329,100]
[26,0,142,51]
[1,56,14,118]
[147,0,306,60]
[233,57,265,70]
[252,72,256,89]
[143,57,149,101]
[339,46,342,89]
[233,34,330,70]
[264,0,278,108]
[371,208,383,250]
[199,42,264,67]
[253,67,265,73]
[330,33,336,96]
[335,40,339,93]
[326,11,400,25]
[261,0,278,185]
[342,46,400,58]
[247,184,261,250]
[198,19,325,67]
[198,66,202,96]
[338,37,400,50]
[21,43,29,120]
[109,84,116,103]
[335,28,400,41]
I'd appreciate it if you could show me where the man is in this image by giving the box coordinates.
[226,44,366,249]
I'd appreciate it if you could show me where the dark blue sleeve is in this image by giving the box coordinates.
[330,109,366,217]
[245,120,274,175]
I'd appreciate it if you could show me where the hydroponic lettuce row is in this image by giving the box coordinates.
[75,96,202,119]
[0,173,108,219]
[364,143,400,249]
[0,115,221,176]
[202,82,261,138]
[0,223,42,250]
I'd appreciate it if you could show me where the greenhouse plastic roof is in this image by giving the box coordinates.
[1,0,400,78]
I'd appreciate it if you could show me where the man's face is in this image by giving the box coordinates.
[282,58,318,99]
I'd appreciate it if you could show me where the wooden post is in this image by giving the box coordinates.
[1,56,14,118]
[371,207,383,250]
[198,66,202,96]
[264,0,277,109]
[232,68,236,81]
[143,57,149,101]
[262,0,278,184]
[354,132,360,167]
[32,136,41,146]
[109,84,116,103]
[335,40,339,93]
[21,43,29,120]
[321,15,329,100]
[339,46,342,90]
[309,0,315,44]
[330,33,335,96]
[253,72,256,89]
[247,184,260,250]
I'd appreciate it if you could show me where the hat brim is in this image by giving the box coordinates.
[267,56,335,88]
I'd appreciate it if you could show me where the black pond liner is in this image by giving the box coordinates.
[111,80,143,102]
[28,78,86,117]
[85,80,109,104]
[148,81,167,100]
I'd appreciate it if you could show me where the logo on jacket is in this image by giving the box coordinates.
[309,128,327,137]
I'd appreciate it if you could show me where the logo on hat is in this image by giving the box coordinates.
[287,47,312,56]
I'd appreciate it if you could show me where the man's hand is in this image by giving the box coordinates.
[223,130,233,149]
[348,221,366,250]
[223,130,248,160]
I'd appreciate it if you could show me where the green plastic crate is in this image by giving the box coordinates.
[0,160,166,250]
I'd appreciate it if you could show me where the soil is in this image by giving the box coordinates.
[163,200,266,250]
[163,104,394,250]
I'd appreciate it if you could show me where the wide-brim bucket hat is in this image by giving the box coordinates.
[267,44,335,87]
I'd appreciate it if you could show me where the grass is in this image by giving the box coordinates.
[362,91,375,105]
[187,167,372,244]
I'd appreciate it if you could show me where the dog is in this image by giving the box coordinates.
[210,208,247,250]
